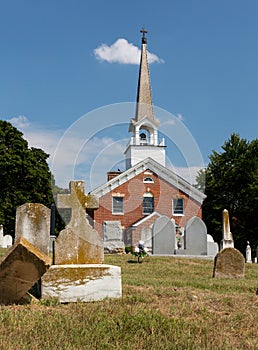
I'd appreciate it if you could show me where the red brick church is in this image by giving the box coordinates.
[90,29,205,244]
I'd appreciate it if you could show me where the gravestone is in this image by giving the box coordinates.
[42,264,121,303]
[41,180,122,302]
[0,225,3,247]
[220,209,234,249]
[246,241,252,263]
[152,216,175,255]
[140,227,152,251]
[54,181,103,264]
[207,234,219,257]
[102,221,125,254]
[184,216,207,255]
[15,203,50,255]
[213,247,245,278]
[0,237,51,304]
[2,235,13,248]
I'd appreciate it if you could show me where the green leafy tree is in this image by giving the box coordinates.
[0,120,54,238]
[198,133,258,254]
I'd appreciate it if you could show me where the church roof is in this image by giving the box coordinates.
[91,157,206,204]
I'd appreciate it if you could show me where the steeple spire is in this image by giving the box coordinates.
[125,29,165,170]
[135,27,154,121]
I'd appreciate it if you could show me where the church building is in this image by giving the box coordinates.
[90,29,205,246]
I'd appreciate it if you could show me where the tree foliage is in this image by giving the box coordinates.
[0,120,53,237]
[198,133,258,254]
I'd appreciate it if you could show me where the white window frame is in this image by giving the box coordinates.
[143,177,154,183]
[173,198,184,216]
[112,196,124,215]
[142,192,154,215]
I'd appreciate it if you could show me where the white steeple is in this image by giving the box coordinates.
[124,28,166,169]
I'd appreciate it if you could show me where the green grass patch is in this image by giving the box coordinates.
[0,255,257,349]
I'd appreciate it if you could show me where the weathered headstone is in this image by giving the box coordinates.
[213,247,245,278]
[0,237,51,304]
[15,203,50,255]
[140,227,152,251]
[184,216,207,255]
[246,241,252,263]
[54,181,103,264]
[2,235,13,248]
[0,225,3,247]
[42,264,122,303]
[207,234,219,257]
[220,209,234,249]
[102,221,125,254]
[152,216,175,255]
[41,180,122,302]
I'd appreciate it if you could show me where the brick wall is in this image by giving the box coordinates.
[92,170,203,238]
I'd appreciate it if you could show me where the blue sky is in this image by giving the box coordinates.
[1,0,258,189]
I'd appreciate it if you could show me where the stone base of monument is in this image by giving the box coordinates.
[104,241,125,254]
[41,264,122,303]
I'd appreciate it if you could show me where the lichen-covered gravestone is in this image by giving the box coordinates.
[220,209,234,249]
[41,180,122,303]
[0,237,51,304]
[15,203,50,255]
[54,181,103,264]
[213,247,245,278]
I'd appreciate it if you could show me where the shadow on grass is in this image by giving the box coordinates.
[127,259,140,264]
[127,259,150,264]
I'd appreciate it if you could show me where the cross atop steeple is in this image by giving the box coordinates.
[140,27,148,44]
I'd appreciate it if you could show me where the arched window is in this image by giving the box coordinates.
[142,192,154,214]
[143,177,154,183]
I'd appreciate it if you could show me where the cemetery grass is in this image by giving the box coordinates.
[0,254,258,349]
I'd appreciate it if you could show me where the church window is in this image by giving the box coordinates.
[143,192,154,214]
[173,198,184,215]
[143,177,154,183]
[112,197,124,214]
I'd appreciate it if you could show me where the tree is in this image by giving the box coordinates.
[0,120,53,238]
[198,133,258,254]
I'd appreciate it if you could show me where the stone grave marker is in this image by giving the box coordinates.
[0,237,51,304]
[140,227,152,252]
[246,241,252,263]
[213,247,245,278]
[207,234,219,257]
[102,221,125,254]
[54,180,103,264]
[0,225,3,247]
[41,180,122,302]
[2,235,13,248]
[152,216,175,255]
[184,216,207,255]
[15,203,50,255]
[220,209,234,249]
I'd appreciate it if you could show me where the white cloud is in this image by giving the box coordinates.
[7,115,30,129]
[94,38,164,64]
[21,123,127,189]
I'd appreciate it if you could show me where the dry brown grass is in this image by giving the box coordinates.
[0,254,257,349]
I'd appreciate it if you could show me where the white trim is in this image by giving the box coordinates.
[112,196,124,215]
[92,157,206,204]
[131,211,163,227]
